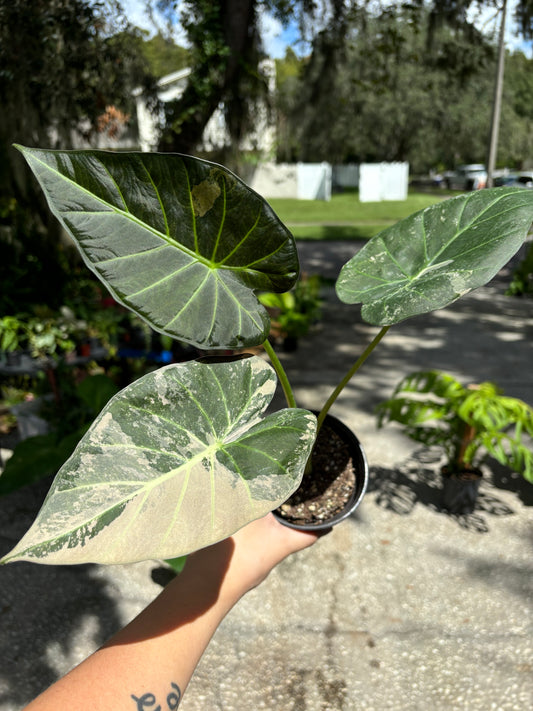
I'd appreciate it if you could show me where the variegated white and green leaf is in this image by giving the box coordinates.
[336,188,533,325]
[0,357,316,565]
[17,146,299,349]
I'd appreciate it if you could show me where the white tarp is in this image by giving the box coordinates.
[359,162,409,202]
[248,163,298,199]
[250,162,332,201]
[297,163,332,200]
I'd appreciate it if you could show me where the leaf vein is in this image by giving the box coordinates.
[163,271,212,330]
[216,207,262,265]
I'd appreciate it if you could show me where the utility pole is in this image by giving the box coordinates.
[486,0,507,188]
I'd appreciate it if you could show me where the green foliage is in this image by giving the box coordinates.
[156,0,267,155]
[507,241,533,296]
[0,312,74,359]
[0,0,153,176]
[0,374,119,496]
[259,275,322,340]
[280,2,533,170]
[0,430,86,497]
[139,31,190,77]
[0,0,158,314]
[336,189,533,325]
[148,2,533,163]
[0,196,79,314]
[0,317,23,353]
[377,371,533,481]
[2,148,532,567]
[165,556,188,574]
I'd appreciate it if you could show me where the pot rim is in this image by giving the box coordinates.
[441,464,483,481]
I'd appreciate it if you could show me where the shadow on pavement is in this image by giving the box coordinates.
[0,480,123,708]
[365,448,528,535]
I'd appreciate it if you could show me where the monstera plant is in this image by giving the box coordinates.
[1,147,533,566]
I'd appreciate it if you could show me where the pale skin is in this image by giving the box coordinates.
[24,514,322,710]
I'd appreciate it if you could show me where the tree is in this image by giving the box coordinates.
[147,0,533,165]
[275,48,306,162]
[0,0,156,311]
[151,0,316,160]
[279,1,533,171]
[0,1,154,200]
[155,0,265,159]
[495,50,533,167]
[138,31,190,77]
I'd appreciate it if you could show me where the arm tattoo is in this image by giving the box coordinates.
[131,682,181,710]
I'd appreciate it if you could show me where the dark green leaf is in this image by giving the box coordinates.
[17,146,299,349]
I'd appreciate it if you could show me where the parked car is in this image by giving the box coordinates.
[494,172,533,189]
[494,174,519,187]
[445,164,487,191]
[515,172,533,188]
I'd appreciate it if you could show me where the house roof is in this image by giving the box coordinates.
[132,67,191,97]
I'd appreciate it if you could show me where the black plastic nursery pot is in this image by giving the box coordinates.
[441,466,482,515]
[273,413,369,531]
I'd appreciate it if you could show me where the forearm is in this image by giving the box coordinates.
[24,514,319,711]
[25,539,242,710]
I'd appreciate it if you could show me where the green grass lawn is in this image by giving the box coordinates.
[267,189,450,240]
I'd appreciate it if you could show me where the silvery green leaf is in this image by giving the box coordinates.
[17,146,298,349]
[336,188,533,325]
[1,357,316,565]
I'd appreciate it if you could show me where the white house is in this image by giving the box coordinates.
[133,61,276,155]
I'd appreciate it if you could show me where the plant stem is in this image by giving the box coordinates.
[262,338,297,408]
[316,325,391,432]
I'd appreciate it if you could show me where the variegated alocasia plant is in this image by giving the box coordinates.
[2,146,533,566]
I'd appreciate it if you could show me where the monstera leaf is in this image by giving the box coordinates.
[17,146,298,349]
[336,188,533,325]
[1,357,316,565]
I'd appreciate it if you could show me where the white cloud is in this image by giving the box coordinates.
[120,0,188,44]
[469,0,532,57]
[260,10,309,59]
[260,12,286,58]
[120,0,153,32]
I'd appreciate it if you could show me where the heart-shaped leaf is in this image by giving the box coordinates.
[336,188,533,325]
[17,146,298,349]
[0,357,316,565]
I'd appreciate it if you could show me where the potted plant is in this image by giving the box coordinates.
[0,371,120,498]
[259,274,322,351]
[376,371,533,514]
[1,147,532,566]
[0,315,28,365]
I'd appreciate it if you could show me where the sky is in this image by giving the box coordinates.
[120,0,531,59]
[120,0,299,57]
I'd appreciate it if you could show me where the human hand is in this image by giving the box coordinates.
[229,513,324,592]
[183,513,326,606]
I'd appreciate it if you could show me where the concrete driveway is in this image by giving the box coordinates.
[1,246,532,710]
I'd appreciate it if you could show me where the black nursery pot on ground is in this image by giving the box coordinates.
[274,413,369,531]
[441,466,482,515]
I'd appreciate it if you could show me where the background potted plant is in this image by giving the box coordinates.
[0,309,77,429]
[1,147,533,566]
[259,273,322,351]
[376,370,533,514]
[0,370,119,498]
